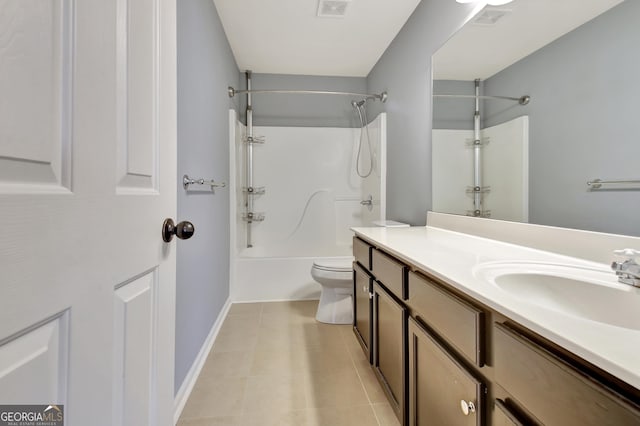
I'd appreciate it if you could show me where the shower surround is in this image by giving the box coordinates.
[228,110,386,301]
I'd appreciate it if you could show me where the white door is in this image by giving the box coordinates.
[0,1,177,425]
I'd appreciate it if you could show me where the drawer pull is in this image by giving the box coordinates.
[460,400,476,416]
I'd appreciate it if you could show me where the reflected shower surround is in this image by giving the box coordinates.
[228,110,386,302]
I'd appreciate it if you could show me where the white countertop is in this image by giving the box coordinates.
[352,225,640,390]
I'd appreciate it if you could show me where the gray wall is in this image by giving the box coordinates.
[366,0,481,225]
[176,0,239,394]
[432,80,478,130]
[238,73,367,127]
[483,1,639,236]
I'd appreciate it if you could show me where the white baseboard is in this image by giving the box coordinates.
[173,298,232,425]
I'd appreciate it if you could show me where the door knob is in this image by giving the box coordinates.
[162,218,195,242]
[460,399,476,416]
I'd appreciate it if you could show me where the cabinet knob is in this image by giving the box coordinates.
[460,400,476,416]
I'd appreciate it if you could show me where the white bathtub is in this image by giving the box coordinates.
[232,244,352,302]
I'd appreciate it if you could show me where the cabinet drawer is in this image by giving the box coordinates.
[371,248,406,299]
[494,323,640,426]
[408,316,485,426]
[353,237,372,270]
[408,271,485,366]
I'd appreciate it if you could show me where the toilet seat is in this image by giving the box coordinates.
[312,258,352,272]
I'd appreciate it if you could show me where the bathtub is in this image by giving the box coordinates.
[233,259,353,302]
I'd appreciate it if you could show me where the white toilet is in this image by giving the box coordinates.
[311,258,354,324]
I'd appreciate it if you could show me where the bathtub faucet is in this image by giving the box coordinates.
[360,195,373,212]
[611,248,640,287]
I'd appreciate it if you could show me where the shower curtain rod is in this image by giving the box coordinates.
[433,93,530,105]
[228,86,388,102]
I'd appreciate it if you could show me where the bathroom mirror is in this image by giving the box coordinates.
[431,0,639,237]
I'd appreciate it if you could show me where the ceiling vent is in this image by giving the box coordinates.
[317,0,351,18]
[471,8,512,26]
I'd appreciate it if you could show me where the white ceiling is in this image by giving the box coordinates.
[433,0,624,80]
[213,0,422,77]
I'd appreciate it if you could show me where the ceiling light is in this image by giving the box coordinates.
[317,0,351,18]
[456,0,513,4]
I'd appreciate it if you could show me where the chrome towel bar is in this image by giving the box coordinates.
[183,174,226,190]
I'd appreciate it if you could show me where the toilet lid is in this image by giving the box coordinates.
[313,259,353,272]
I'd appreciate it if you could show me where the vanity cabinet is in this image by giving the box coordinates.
[351,234,640,426]
[408,316,485,426]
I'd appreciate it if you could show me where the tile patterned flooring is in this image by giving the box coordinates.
[178,300,400,426]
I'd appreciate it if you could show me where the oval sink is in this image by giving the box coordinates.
[473,262,640,330]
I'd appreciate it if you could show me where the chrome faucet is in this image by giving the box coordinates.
[611,249,640,287]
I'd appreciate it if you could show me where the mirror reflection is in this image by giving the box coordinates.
[432,0,639,237]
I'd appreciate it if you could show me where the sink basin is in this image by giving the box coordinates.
[472,262,640,330]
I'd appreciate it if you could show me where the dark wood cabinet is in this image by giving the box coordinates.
[373,282,407,423]
[353,262,372,362]
[352,234,640,426]
[494,323,640,426]
[492,399,530,426]
[408,316,485,426]
[408,271,485,367]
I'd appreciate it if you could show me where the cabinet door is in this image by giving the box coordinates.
[408,317,485,426]
[374,282,407,423]
[353,263,372,363]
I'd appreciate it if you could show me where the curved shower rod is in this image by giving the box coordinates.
[433,93,530,105]
[227,86,388,103]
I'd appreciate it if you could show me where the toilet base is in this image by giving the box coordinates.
[315,287,353,324]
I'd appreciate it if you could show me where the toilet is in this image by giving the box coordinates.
[311,258,354,324]
[311,222,408,324]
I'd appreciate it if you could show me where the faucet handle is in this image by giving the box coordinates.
[613,248,640,261]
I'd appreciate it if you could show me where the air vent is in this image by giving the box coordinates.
[317,0,351,18]
[471,8,512,25]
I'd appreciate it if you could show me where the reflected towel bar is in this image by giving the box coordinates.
[587,179,640,190]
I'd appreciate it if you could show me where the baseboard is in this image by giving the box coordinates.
[173,297,232,425]
[233,297,320,304]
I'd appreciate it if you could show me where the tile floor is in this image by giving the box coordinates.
[178,300,400,426]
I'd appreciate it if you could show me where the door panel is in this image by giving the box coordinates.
[0,312,69,404]
[0,0,177,424]
[113,271,156,426]
[116,0,158,191]
[0,0,72,192]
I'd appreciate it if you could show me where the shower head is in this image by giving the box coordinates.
[351,99,366,108]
